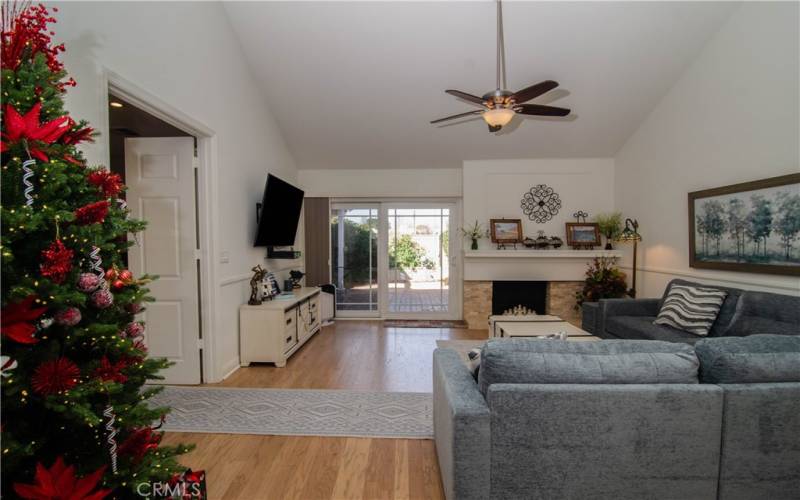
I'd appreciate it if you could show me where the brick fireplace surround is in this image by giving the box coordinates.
[463,281,583,330]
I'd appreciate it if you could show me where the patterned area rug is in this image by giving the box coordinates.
[383,319,468,328]
[150,386,433,439]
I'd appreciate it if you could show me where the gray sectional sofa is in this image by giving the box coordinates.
[598,278,800,343]
[432,335,800,500]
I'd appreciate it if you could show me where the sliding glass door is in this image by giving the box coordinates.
[331,203,379,316]
[330,201,460,319]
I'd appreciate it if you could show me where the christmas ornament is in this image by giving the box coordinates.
[90,288,114,309]
[0,295,47,344]
[118,427,162,464]
[169,469,207,499]
[132,338,148,354]
[103,405,119,474]
[54,307,81,326]
[127,302,143,314]
[40,239,73,284]
[0,102,70,160]
[76,272,101,292]
[74,200,110,225]
[22,158,35,206]
[87,169,122,198]
[112,279,125,290]
[31,357,80,395]
[59,118,94,146]
[1,355,18,378]
[124,322,144,339]
[0,3,71,77]
[12,457,109,500]
[104,268,117,281]
[89,246,104,278]
[119,269,133,282]
[93,357,128,384]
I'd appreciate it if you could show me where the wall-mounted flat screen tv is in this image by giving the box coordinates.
[253,174,304,247]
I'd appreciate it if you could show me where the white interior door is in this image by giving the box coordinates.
[125,137,201,384]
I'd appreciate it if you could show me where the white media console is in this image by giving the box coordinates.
[239,287,321,367]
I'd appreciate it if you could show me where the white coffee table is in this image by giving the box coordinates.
[496,320,598,340]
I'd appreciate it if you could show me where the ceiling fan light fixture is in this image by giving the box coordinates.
[482,107,515,127]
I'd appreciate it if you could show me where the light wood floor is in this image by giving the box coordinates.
[161,321,486,500]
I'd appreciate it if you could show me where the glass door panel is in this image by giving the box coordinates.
[387,207,451,315]
[331,204,379,316]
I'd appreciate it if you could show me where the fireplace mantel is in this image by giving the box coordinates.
[463,249,623,281]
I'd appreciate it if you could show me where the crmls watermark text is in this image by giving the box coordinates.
[136,481,203,497]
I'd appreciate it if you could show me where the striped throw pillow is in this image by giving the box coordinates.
[654,284,727,336]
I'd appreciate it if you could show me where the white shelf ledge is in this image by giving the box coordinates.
[464,250,623,259]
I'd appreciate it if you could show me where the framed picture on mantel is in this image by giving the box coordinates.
[688,173,800,276]
[490,219,522,244]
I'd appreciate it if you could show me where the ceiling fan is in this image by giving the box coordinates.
[431,0,571,133]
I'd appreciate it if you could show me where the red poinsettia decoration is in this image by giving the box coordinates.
[13,457,109,500]
[119,427,162,464]
[0,102,70,160]
[40,239,73,284]
[74,200,110,225]
[59,118,94,146]
[87,170,122,198]
[31,357,80,395]
[1,295,47,344]
[93,356,128,384]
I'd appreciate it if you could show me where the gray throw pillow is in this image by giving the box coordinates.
[654,284,727,336]
[694,335,800,383]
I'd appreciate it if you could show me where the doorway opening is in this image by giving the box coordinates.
[108,93,203,385]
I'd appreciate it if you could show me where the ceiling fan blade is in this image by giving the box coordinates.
[511,80,559,104]
[488,124,502,133]
[430,110,482,124]
[515,104,570,117]
[445,89,486,105]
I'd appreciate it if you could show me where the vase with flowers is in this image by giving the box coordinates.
[574,256,629,309]
[461,220,488,250]
[594,212,623,250]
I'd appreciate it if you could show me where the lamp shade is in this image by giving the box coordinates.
[617,218,642,242]
[483,108,515,127]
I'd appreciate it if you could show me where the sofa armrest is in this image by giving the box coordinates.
[433,348,491,500]
[598,298,661,337]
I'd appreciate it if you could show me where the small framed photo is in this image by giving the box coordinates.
[565,223,601,248]
[490,219,523,243]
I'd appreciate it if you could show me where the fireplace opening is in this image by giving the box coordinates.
[492,281,547,316]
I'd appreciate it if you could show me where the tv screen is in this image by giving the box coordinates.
[254,174,304,247]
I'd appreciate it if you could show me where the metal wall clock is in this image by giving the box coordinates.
[521,184,562,223]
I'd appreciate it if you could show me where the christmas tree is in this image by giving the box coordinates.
[1,3,190,498]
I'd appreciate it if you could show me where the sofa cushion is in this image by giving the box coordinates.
[606,316,701,343]
[477,338,699,395]
[654,284,727,336]
[728,316,800,337]
[694,335,800,383]
[661,279,742,336]
[727,290,800,337]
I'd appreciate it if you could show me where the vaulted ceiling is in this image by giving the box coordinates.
[224,1,738,169]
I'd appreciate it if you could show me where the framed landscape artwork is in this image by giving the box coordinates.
[689,173,800,276]
[490,219,522,243]
[565,222,601,248]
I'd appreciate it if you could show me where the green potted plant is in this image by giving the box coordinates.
[461,220,488,250]
[594,212,623,250]
[575,256,629,309]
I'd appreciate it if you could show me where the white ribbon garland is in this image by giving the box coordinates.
[22,159,35,207]
[103,405,119,473]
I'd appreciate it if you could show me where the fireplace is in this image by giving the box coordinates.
[492,281,548,316]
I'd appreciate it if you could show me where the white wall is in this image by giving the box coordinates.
[615,2,800,297]
[54,1,298,381]
[463,159,616,250]
[298,168,461,198]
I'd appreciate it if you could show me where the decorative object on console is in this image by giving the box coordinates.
[565,222,601,249]
[549,235,564,248]
[248,265,267,305]
[262,271,281,300]
[573,210,589,223]
[594,212,623,250]
[521,184,562,223]
[688,173,800,276]
[503,305,537,316]
[490,219,522,249]
[534,231,550,249]
[574,256,629,310]
[617,218,642,297]
[289,270,305,289]
[461,220,489,250]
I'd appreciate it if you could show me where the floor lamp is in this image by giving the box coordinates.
[618,218,642,298]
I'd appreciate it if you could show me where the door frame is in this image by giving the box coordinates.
[104,70,219,383]
[329,197,463,321]
[381,200,461,320]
